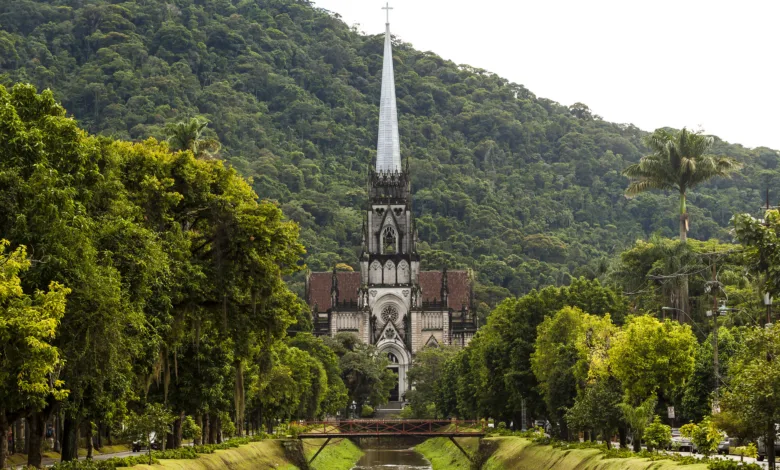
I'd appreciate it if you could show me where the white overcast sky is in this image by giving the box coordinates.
[313,0,780,150]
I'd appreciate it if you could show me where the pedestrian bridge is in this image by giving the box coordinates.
[297,420,485,463]
[298,419,486,438]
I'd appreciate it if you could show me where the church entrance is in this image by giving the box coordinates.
[388,367,399,401]
[387,352,400,402]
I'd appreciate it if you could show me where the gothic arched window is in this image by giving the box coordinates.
[382,226,397,254]
[387,352,399,363]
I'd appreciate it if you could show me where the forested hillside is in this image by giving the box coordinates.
[1,0,777,312]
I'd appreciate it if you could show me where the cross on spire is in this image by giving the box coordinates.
[382,2,393,24]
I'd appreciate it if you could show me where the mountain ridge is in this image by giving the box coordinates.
[1,0,777,314]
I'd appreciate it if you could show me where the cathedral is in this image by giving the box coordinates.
[306,12,478,405]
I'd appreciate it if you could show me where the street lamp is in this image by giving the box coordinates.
[765,293,773,328]
[661,306,690,322]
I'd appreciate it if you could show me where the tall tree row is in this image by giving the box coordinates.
[0,84,347,468]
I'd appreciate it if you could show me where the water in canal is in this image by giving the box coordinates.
[352,447,432,469]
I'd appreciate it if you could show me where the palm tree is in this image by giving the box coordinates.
[165,117,221,160]
[623,128,741,320]
[623,128,741,242]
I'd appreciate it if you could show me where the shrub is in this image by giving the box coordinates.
[707,460,762,470]
[643,415,672,451]
[361,405,374,418]
[50,456,160,469]
[182,415,202,441]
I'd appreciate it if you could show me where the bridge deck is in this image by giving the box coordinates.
[297,419,486,438]
[300,431,485,438]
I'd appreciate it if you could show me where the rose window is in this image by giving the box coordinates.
[381,305,399,324]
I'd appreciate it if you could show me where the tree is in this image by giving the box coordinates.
[734,209,780,308]
[720,324,780,469]
[328,334,395,411]
[125,403,174,464]
[405,345,459,418]
[680,416,721,456]
[566,377,623,448]
[0,241,70,469]
[532,306,588,438]
[609,315,697,404]
[624,128,741,243]
[619,395,657,452]
[165,117,221,160]
[644,416,672,452]
[624,128,741,317]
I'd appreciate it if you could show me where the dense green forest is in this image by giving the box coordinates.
[2,0,778,315]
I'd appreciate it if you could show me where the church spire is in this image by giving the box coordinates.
[376,3,401,173]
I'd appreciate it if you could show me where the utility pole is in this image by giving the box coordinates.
[766,189,773,327]
[712,260,720,406]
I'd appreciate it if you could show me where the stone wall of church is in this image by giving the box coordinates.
[410,309,446,353]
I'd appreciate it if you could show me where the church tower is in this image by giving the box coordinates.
[306,5,477,407]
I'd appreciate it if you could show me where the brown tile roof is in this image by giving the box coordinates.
[419,271,471,310]
[307,271,361,311]
[307,270,472,312]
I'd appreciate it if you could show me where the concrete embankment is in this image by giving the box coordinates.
[416,437,711,470]
[130,437,362,470]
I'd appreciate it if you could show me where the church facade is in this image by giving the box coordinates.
[306,15,477,404]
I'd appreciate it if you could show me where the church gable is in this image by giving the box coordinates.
[377,315,403,343]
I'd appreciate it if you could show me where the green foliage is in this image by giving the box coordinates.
[0,239,69,434]
[49,456,160,469]
[405,345,459,418]
[609,315,697,402]
[360,405,374,418]
[618,395,657,451]
[440,278,626,424]
[643,416,672,451]
[720,324,780,446]
[707,460,761,470]
[0,0,771,311]
[624,128,742,240]
[125,403,174,464]
[680,416,722,456]
[734,443,758,460]
[181,415,202,441]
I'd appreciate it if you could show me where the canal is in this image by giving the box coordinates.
[352,446,432,469]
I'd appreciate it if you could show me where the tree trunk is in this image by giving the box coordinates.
[768,421,777,470]
[208,414,218,445]
[604,429,611,449]
[0,411,9,470]
[85,421,93,459]
[61,416,79,462]
[619,427,627,449]
[27,411,45,468]
[203,414,210,445]
[168,414,182,449]
[95,422,102,450]
[24,417,29,454]
[632,432,641,452]
[54,412,61,453]
[679,192,690,322]
[11,417,17,454]
[195,414,202,446]
[16,418,22,454]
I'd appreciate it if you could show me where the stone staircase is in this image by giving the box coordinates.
[374,401,404,418]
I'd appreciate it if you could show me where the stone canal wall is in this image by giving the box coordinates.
[128,438,362,470]
[416,437,712,470]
